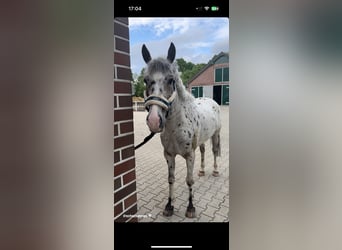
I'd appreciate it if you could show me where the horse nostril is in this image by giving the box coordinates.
[159,114,163,128]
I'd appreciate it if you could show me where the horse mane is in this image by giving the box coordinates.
[175,75,194,103]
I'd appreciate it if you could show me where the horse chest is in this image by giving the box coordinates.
[161,122,199,156]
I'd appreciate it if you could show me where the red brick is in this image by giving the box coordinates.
[114,96,117,108]
[114,177,122,190]
[114,22,129,40]
[121,146,134,160]
[114,214,127,222]
[114,109,133,122]
[114,124,118,136]
[114,202,123,217]
[123,169,136,185]
[116,67,132,81]
[127,203,137,216]
[119,95,132,107]
[114,81,131,94]
[124,193,137,209]
[114,52,130,67]
[129,217,138,222]
[120,121,133,134]
[115,204,137,222]
[114,150,120,163]
[114,158,135,176]
[115,37,129,53]
[115,17,128,25]
[114,182,136,203]
[114,214,128,222]
[114,134,134,149]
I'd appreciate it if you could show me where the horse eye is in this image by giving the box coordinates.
[167,78,175,85]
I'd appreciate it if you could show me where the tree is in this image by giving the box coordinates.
[133,58,207,95]
[176,58,194,72]
[133,69,146,97]
[176,58,206,87]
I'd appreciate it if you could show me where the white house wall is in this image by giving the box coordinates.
[203,85,213,98]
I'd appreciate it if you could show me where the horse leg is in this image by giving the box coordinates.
[163,151,175,217]
[212,130,221,177]
[198,144,205,176]
[185,151,196,218]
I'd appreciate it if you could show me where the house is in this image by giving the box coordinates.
[187,52,229,105]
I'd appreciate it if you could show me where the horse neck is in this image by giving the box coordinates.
[175,78,194,102]
[167,80,194,120]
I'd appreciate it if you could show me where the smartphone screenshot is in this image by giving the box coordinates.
[114,1,229,249]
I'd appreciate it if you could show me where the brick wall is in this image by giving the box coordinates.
[114,17,138,222]
[188,62,229,88]
[188,65,215,87]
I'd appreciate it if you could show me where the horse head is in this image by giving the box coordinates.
[141,42,178,133]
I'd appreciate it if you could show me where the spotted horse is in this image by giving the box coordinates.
[142,42,221,218]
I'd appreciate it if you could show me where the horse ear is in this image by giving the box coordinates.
[142,44,152,63]
[167,42,176,63]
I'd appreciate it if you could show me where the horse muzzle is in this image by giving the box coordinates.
[144,91,176,133]
[146,105,164,133]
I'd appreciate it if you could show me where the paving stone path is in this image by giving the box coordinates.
[134,106,229,222]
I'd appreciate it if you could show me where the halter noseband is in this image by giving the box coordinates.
[144,91,177,115]
[135,91,175,151]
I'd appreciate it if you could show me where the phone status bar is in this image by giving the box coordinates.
[115,2,228,17]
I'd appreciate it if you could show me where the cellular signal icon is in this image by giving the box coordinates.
[204,6,210,11]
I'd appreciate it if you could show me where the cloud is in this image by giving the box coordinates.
[128,18,229,74]
[129,18,192,37]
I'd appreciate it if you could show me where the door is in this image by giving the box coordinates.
[191,87,198,98]
[198,86,203,97]
[222,84,229,105]
[191,86,203,98]
[213,85,222,105]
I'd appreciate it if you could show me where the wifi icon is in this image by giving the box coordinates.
[204,6,209,11]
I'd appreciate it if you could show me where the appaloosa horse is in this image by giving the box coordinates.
[142,42,221,218]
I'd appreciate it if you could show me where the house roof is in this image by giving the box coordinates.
[187,52,229,85]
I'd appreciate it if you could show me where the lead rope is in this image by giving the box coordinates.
[135,90,176,150]
[134,132,155,150]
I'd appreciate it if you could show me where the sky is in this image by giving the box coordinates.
[128,18,229,76]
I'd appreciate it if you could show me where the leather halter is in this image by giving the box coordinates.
[144,91,177,114]
[134,92,176,150]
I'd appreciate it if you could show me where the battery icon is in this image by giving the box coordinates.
[211,6,219,11]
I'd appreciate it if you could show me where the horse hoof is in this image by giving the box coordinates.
[212,171,219,177]
[198,170,205,177]
[163,209,173,217]
[185,207,196,218]
[163,207,174,217]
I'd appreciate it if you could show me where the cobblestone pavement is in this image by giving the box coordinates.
[134,106,229,222]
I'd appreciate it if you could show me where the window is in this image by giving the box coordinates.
[215,68,222,82]
[215,67,229,82]
[223,67,229,81]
